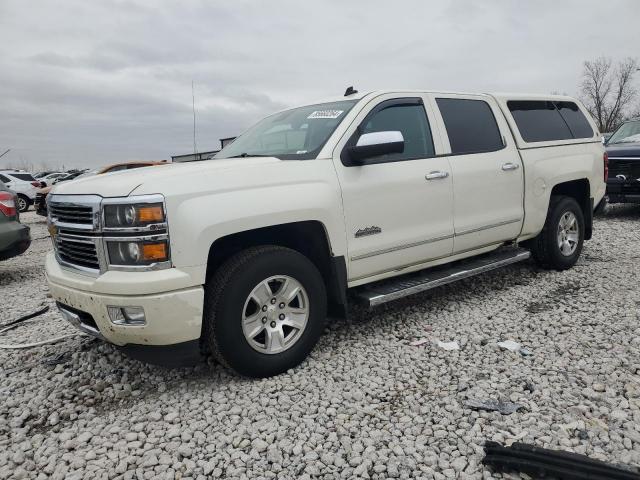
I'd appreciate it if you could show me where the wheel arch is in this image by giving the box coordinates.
[205,221,348,316]
[550,178,592,240]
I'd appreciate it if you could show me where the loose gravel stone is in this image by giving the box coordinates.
[1,207,640,479]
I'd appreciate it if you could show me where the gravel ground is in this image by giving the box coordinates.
[1,207,639,480]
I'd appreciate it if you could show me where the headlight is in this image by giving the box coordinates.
[104,203,165,228]
[106,240,169,266]
[101,195,170,270]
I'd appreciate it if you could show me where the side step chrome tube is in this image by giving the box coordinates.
[352,247,531,307]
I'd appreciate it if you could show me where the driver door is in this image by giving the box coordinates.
[332,94,454,282]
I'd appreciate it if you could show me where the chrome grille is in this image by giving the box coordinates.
[609,159,640,180]
[48,195,103,275]
[49,203,94,225]
[55,236,100,270]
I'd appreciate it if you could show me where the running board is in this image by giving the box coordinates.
[352,247,531,307]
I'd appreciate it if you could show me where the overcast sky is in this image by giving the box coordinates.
[1,0,638,170]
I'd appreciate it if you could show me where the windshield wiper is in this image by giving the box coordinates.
[227,153,270,158]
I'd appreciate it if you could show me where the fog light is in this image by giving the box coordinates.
[107,306,146,325]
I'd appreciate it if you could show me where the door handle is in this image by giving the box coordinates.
[425,171,449,180]
[501,163,520,171]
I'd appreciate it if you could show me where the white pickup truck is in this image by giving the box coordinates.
[46,89,606,377]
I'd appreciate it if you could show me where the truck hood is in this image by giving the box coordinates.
[606,143,640,158]
[51,157,282,197]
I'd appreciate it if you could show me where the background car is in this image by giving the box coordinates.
[0,180,31,261]
[0,170,40,212]
[35,161,167,216]
[34,170,60,179]
[38,172,67,187]
[604,118,640,204]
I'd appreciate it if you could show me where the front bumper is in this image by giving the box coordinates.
[0,222,31,261]
[46,253,204,347]
[606,178,640,204]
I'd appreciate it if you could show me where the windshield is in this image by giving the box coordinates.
[215,100,358,160]
[608,120,640,144]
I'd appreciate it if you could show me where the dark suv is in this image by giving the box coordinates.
[0,181,31,260]
[605,118,640,204]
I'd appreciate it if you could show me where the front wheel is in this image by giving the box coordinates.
[17,195,30,213]
[203,246,327,378]
[528,196,585,270]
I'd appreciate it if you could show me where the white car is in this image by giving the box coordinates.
[39,172,67,187]
[46,89,606,377]
[0,170,40,212]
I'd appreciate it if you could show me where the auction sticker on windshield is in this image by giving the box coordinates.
[308,110,344,119]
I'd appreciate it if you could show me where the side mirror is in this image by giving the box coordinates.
[347,131,404,164]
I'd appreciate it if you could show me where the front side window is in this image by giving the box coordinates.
[436,98,504,155]
[608,120,640,144]
[215,100,358,160]
[358,101,435,162]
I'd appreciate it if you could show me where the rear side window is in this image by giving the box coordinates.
[436,98,504,155]
[0,174,9,183]
[554,102,593,139]
[508,100,593,142]
[11,173,36,181]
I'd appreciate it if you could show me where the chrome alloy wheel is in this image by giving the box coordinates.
[17,196,27,212]
[557,211,579,256]
[242,275,309,354]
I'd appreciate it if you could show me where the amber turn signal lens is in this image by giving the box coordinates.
[141,242,168,261]
[138,205,164,223]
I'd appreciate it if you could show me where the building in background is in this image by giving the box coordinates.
[220,137,235,148]
[171,137,236,163]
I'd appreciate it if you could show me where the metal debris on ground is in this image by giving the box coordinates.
[409,338,429,346]
[0,306,84,350]
[42,352,71,366]
[437,340,460,351]
[497,340,521,351]
[464,398,524,415]
[0,305,49,332]
[483,441,640,479]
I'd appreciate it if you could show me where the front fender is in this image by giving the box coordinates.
[166,180,347,284]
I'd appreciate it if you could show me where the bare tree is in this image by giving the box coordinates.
[580,56,638,133]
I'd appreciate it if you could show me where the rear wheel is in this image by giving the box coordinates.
[528,196,585,270]
[17,195,29,213]
[203,246,327,377]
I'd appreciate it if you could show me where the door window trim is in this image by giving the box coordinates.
[340,97,436,166]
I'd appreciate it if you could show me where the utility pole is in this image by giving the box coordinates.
[192,81,198,156]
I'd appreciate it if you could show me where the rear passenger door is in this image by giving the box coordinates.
[429,94,524,253]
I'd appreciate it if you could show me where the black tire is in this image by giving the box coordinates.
[17,195,30,213]
[528,196,585,270]
[203,245,327,378]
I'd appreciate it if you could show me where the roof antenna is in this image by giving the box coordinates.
[344,86,358,96]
